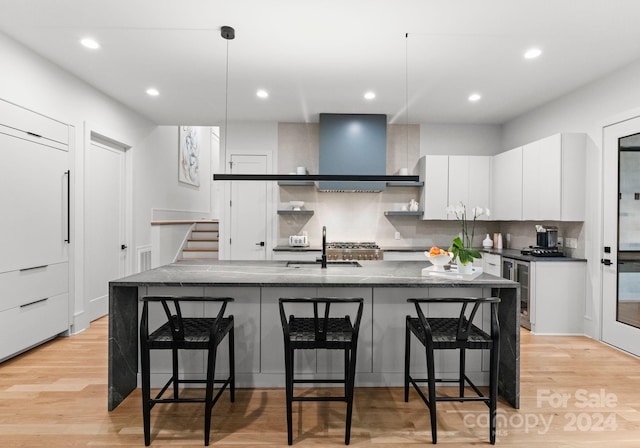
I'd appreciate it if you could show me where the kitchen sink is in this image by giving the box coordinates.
[286,260,362,268]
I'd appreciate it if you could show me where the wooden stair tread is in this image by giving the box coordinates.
[182,247,219,252]
[188,238,219,242]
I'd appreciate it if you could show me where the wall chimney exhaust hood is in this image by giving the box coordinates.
[317,113,386,192]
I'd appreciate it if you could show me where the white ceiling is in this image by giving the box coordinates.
[2,0,640,126]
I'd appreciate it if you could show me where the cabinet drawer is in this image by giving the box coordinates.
[0,263,68,312]
[0,99,68,145]
[483,253,501,277]
[0,292,69,361]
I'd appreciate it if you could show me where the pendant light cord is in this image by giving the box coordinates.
[220,26,235,160]
[224,36,230,156]
[405,32,409,171]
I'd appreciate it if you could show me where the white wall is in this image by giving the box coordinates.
[0,32,215,333]
[135,125,213,247]
[421,123,502,156]
[501,58,640,340]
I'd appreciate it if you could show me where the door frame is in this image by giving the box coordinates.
[599,106,640,351]
[74,122,133,332]
[221,148,275,260]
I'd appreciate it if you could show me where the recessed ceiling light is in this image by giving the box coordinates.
[256,89,269,99]
[80,37,100,50]
[524,47,542,59]
[364,91,376,100]
[146,88,159,97]
[468,93,482,102]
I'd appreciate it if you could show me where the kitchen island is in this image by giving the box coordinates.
[108,260,520,410]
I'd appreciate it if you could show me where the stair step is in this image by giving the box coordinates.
[183,247,219,252]
[187,240,219,249]
[190,231,218,239]
[194,223,218,231]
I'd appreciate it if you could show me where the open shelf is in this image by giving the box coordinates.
[386,181,424,187]
[384,210,423,216]
[277,181,316,186]
[277,210,314,216]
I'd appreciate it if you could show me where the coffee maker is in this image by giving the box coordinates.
[523,225,562,256]
[536,225,558,249]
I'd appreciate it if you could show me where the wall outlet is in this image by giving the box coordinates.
[394,231,401,240]
[566,237,578,249]
[557,237,563,246]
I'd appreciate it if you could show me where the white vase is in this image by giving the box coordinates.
[482,234,493,248]
[458,261,474,275]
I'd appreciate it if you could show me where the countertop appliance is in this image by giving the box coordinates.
[521,246,564,257]
[522,225,563,257]
[288,235,308,247]
[326,242,383,260]
[536,225,558,248]
[503,257,531,330]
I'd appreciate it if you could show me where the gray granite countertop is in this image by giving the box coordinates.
[110,260,518,288]
[274,245,584,262]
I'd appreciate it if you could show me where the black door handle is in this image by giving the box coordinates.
[121,244,128,250]
[601,258,612,266]
[256,242,265,247]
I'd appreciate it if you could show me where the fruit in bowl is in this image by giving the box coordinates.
[424,246,452,271]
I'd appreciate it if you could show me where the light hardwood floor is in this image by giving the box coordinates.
[2,317,640,447]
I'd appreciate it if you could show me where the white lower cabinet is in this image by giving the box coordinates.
[0,292,68,360]
[482,253,501,277]
[0,262,69,362]
[0,288,69,361]
[530,261,586,335]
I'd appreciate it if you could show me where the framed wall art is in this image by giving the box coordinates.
[178,125,200,186]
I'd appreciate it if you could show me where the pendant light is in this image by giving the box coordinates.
[213,28,419,183]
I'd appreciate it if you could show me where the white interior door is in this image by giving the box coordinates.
[229,154,268,260]
[602,115,640,355]
[85,140,126,321]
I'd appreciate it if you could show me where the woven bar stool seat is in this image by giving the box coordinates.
[405,297,500,444]
[140,296,235,446]
[279,297,364,445]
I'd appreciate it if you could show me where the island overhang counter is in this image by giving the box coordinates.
[108,260,520,410]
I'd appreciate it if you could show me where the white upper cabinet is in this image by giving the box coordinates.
[420,155,449,220]
[448,155,491,220]
[421,155,491,221]
[522,133,585,221]
[491,147,523,220]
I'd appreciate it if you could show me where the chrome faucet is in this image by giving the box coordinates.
[321,226,327,268]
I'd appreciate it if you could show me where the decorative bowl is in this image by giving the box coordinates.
[424,252,452,271]
[289,201,304,211]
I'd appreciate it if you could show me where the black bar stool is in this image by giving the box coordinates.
[404,297,500,444]
[140,296,235,446]
[279,297,364,445]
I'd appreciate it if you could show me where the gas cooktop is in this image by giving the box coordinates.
[521,247,565,257]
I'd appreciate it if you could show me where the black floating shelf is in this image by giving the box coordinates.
[384,210,423,216]
[277,210,314,216]
[277,180,316,186]
[386,181,424,187]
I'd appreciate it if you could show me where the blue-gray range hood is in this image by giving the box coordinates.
[317,113,387,192]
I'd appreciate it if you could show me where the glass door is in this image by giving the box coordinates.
[602,116,640,355]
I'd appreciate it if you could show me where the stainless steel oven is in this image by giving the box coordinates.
[502,257,531,330]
